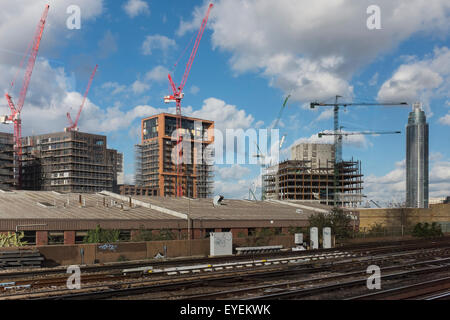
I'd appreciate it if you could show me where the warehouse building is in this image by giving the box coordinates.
[0,190,332,245]
[135,113,214,198]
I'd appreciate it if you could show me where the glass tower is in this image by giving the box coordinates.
[406,103,429,208]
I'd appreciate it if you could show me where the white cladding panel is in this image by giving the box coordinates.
[310,227,318,249]
[295,233,303,244]
[210,232,233,256]
[323,227,331,249]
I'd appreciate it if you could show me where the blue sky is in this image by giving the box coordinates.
[0,0,449,205]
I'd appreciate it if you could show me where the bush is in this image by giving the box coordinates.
[412,222,443,238]
[133,228,175,242]
[83,225,120,244]
[308,207,352,239]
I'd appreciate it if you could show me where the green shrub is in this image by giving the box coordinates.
[308,207,352,239]
[83,225,120,244]
[412,222,443,238]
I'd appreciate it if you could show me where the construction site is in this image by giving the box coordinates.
[0,2,449,305]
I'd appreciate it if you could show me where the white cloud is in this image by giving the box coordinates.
[217,164,251,180]
[364,160,406,205]
[285,130,371,152]
[187,97,255,131]
[190,85,200,95]
[101,82,126,95]
[365,158,450,205]
[142,34,176,56]
[123,0,150,18]
[316,109,334,122]
[214,174,261,199]
[377,47,450,112]
[98,30,118,58]
[145,65,170,83]
[368,72,379,86]
[439,114,450,125]
[131,80,150,94]
[179,0,450,103]
[0,1,103,68]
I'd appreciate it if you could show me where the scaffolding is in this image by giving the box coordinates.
[135,113,214,198]
[263,158,363,207]
[20,131,120,193]
[0,132,15,190]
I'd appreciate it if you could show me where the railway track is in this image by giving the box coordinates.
[347,276,450,300]
[1,241,449,300]
[1,237,448,282]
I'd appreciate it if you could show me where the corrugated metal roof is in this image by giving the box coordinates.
[0,191,181,220]
[0,191,322,231]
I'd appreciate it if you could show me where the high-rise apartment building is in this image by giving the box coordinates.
[135,113,214,198]
[406,103,429,208]
[0,132,14,190]
[20,131,121,193]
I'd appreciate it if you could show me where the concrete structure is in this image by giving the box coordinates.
[0,190,330,245]
[263,159,363,207]
[135,113,214,198]
[406,103,429,208]
[0,132,14,190]
[291,143,335,168]
[20,131,121,193]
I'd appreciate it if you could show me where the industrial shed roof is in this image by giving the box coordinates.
[0,191,331,231]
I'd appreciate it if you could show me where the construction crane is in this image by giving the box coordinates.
[272,94,290,149]
[310,95,407,207]
[318,130,401,138]
[65,64,98,132]
[163,3,213,197]
[310,95,408,163]
[317,128,402,206]
[1,4,50,189]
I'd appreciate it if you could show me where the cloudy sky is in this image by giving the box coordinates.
[0,0,449,205]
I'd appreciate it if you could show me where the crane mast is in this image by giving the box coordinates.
[2,4,49,189]
[66,64,98,132]
[164,3,213,197]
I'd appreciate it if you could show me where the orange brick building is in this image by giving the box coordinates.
[135,113,214,198]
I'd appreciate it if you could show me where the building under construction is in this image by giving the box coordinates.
[135,113,214,198]
[263,143,363,207]
[16,131,122,193]
[0,132,14,189]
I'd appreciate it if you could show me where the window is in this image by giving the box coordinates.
[221,228,231,233]
[119,230,131,241]
[75,231,87,244]
[22,231,36,245]
[248,228,256,236]
[48,232,64,245]
[205,228,215,238]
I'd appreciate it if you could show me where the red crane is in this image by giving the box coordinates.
[65,64,98,132]
[1,4,50,189]
[164,3,213,197]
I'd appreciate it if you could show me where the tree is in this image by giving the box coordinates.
[308,207,352,239]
